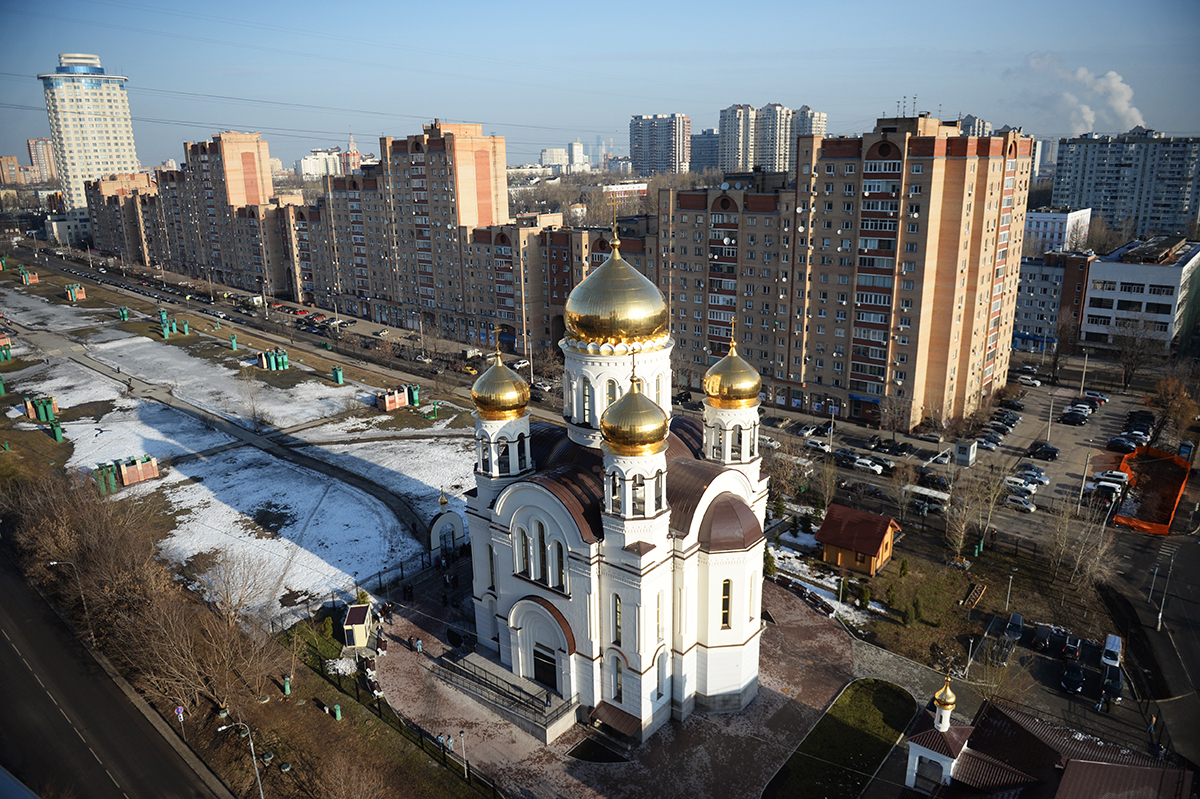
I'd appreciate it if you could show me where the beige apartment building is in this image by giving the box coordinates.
[84,172,156,261]
[659,115,1032,430]
[27,138,56,183]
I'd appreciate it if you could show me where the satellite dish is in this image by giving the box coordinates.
[734,182,742,190]
[723,237,730,245]
[720,182,729,190]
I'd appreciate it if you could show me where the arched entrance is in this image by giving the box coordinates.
[428,510,466,556]
[509,597,575,696]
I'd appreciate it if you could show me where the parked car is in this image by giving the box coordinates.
[1062,635,1082,661]
[1016,470,1050,485]
[672,390,692,404]
[868,454,895,471]
[1102,664,1123,703]
[1004,476,1037,493]
[1066,404,1094,416]
[1059,413,1088,426]
[805,438,832,453]
[415,355,434,364]
[1005,495,1037,513]
[1084,391,1110,403]
[1016,375,1041,387]
[1107,437,1138,454]
[759,436,782,450]
[1016,365,1039,374]
[1094,470,1130,484]
[1061,661,1085,694]
[975,439,997,451]
[1033,624,1052,652]
[533,380,554,392]
[865,434,882,450]
[511,359,530,369]
[1004,613,1024,641]
[853,457,884,475]
[1000,399,1026,411]
[798,423,820,437]
[916,432,943,443]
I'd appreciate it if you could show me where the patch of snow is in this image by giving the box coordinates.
[0,287,109,330]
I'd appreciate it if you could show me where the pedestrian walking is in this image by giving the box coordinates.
[416,638,423,654]
[446,734,455,754]
[437,734,445,750]
[1147,714,1157,734]
[408,635,414,651]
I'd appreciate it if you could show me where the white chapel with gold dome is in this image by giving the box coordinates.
[466,233,769,743]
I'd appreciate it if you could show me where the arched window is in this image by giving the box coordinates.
[657,652,667,699]
[612,656,624,702]
[554,541,565,590]
[749,430,757,457]
[711,426,724,459]
[721,579,732,628]
[488,545,495,589]
[656,591,663,642]
[497,439,510,475]
[632,475,646,516]
[581,377,592,425]
[480,439,490,472]
[654,471,664,513]
[536,521,547,584]
[610,473,622,514]
[606,379,618,407]
[519,528,530,575]
[655,374,662,407]
[613,593,622,646]
[731,424,743,459]
[517,433,527,471]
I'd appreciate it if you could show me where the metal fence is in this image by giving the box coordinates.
[435,653,577,728]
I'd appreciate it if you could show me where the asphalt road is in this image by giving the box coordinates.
[0,552,228,799]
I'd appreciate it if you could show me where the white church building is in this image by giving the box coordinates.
[465,234,769,743]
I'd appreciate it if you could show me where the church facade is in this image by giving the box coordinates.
[466,235,769,742]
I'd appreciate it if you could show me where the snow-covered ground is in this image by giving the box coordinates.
[145,447,414,619]
[287,401,474,443]
[771,544,881,626]
[0,286,111,330]
[88,335,368,430]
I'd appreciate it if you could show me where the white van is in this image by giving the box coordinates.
[1101,634,1123,668]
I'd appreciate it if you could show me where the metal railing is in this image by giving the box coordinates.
[434,655,577,727]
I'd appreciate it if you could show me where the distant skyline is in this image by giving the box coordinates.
[1,0,1198,172]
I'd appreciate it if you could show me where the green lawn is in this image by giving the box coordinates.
[765,679,916,799]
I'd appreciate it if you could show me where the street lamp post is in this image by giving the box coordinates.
[966,637,975,679]
[48,561,95,646]
[218,722,266,799]
[1156,554,1176,632]
[460,730,467,780]
[1079,349,1090,395]
[1006,572,1014,611]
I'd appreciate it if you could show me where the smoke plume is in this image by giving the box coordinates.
[1025,54,1145,135]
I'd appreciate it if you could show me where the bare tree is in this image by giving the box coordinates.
[810,458,841,511]
[1151,376,1199,439]
[1048,314,1078,384]
[1047,505,1076,582]
[1087,216,1134,255]
[314,752,394,799]
[1109,316,1162,389]
[200,550,272,630]
[878,394,911,441]
[891,464,916,523]
[237,365,269,431]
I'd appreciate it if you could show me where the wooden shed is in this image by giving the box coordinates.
[815,504,899,577]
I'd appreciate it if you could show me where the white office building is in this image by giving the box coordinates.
[38,53,140,239]
[296,148,342,180]
[1025,206,1091,255]
[718,103,827,173]
[1080,237,1200,350]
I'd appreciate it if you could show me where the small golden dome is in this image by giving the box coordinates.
[703,340,762,409]
[600,375,669,456]
[934,675,956,710]
[564,239,668,348]
[471,349,529,421]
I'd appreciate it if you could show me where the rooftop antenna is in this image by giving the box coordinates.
[913,94,918,115]
[897,98,902,117]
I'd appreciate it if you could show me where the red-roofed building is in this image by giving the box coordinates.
[814,504,899,577]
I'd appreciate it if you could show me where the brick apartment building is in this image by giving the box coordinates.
[660,115,1032,431]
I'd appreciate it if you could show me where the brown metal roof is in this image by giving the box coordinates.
[590,701,641,738]
[815,504,898,556]
[667,415,704,459]
[697,492,762,552]
[623,541,656,556]
[1055,760,1193,799]
[666,458,726,537]
[528,465,605,544]
[344,605,369,626]
[906,710,973,758]
[951,748,1037,792]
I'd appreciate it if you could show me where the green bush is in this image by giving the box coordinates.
[763,547,777,578]
[886,582,897,608]
[320,616,333,639]
[355,588,370,606]
[860,585,872,609]
[899,558,909,578]
[912,596,923,622]
[904,604,916,627]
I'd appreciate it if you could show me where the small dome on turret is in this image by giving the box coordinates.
[564,235,668,349]
[600,375,669,456]
[703,339,761,409]
[933,674,956,710]
[471,347,529,421]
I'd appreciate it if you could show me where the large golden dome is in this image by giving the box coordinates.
[471,349,529,421]
[703,340,762,409]
[933,675,956,710]
[564,238,668,350]
[600,376,669,456]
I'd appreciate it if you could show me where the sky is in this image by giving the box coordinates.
[1,0,1198,170]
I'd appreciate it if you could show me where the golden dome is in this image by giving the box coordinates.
[471,349,529,421]
[703,340,762,409]
[600,375,669,456]
[564,238,668,349]
[933,675,956,710]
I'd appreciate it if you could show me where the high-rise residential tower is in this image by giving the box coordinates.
[1052,128,1200,237]
[629,114,691,175]
[27,138,57,183]
[719,103,828,174]
[38,54,139,216]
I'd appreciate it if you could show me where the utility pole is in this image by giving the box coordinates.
[1045,397,1054,444]
[1079,349,1090,395]
[1156,554,1176,632]
[1076,451,1092,514]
